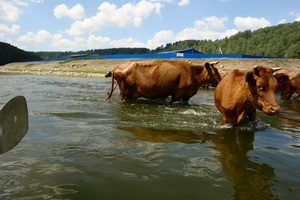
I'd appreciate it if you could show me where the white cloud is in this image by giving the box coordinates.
[31,0,44,3]
[18,30,52,43]
[54,3,85,20]
[65,1,163,37]
[234,16,271,31]
[0,24,20,36]
[146,30,175,49]
[289,11,300,16]
[290,11,300,21]
[12,0,29,7]
[110,38,145,48]
[175,27,234,42]
[86,35,111,49]
[195,16,228,30]
[0,1,22,23]
[278,19,286,24]
[145,16,239,49]
[150,0,174,3]
[51,34,77,51]
[178,0,190,6]
[175,16,234,41]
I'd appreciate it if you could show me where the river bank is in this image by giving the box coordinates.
[1,58,299,77]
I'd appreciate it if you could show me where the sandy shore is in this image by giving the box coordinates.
[0,58,299,77]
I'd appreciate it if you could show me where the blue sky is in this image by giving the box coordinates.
[0,0,299,52]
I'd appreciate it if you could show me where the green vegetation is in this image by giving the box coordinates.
[36,21,300,59]
[35,47,150,60]
[1,21,300,65]
[158,21,300,58]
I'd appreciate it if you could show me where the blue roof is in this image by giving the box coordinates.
[40,48,280,62]
[157,48,203,54]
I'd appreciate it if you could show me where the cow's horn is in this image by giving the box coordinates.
[210,61,219,65]
[272,67,282,75]
[272,67,282,72]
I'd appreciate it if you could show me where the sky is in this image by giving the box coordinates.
[0,0,300,52]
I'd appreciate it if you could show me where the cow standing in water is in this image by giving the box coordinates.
[276,71,300,100]
[106,59,221,102]
[214,66,288,126]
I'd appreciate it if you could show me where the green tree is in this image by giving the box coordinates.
[285,43,300,58]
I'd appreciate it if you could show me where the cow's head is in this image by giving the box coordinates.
[274,71,295,100]
[204,62,222,86]
[246,66,288,115]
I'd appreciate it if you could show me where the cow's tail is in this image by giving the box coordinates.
[106,71,116,100]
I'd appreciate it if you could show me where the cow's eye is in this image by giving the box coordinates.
[258,85,265,91]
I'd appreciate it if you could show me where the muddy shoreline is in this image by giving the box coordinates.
[1,58,299,77]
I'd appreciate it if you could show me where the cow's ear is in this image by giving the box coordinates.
[246,71,255,82]
[274,73,289,83]
[253,66,262,77]
[204,62,210,70]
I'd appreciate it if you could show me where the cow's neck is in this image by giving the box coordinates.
[245,81,258,110]
[192,66,206,85]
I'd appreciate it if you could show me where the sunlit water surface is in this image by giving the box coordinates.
[0,74,299,200]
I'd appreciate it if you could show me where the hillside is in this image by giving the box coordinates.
[0,42,42,66]
[1,21,300,64]
[35,21,300,60]
[155,21,300,58]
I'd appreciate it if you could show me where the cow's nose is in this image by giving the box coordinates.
[270,105,280,114]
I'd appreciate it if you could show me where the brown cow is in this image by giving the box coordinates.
[277,71,300,100]
[214,66,288,126]
[106,59,221,102]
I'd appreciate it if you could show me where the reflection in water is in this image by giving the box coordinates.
[118,126,203,144]
[276,100,300,131]
[211,129,277,200]
[119,125,278,199]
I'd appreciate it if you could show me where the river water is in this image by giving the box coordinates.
[0,74,299,200]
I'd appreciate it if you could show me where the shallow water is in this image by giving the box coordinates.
[0,74,299,200]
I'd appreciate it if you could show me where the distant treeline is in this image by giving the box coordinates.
[1,21,300,65]
[34,47,151,60]
[36,21,300,60]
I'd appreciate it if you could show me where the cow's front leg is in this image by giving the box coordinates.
[221,114,227,125]
[248,110,256,122]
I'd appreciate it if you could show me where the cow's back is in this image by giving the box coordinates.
[108,59,219,101]
[214,69,247,109]
[214,69,252,125]
[132,60,194,99]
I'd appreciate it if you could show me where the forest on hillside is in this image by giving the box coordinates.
[1,21,299,65]
[0,42,42,65]
[36,21,300,60]
[155,21,300,58]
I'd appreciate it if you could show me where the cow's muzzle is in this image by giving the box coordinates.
[263,105,280,115]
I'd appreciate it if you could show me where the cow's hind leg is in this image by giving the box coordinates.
[171,94,181,102]
[171,91,190,102]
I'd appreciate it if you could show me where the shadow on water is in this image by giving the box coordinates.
[118,125,278,200]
